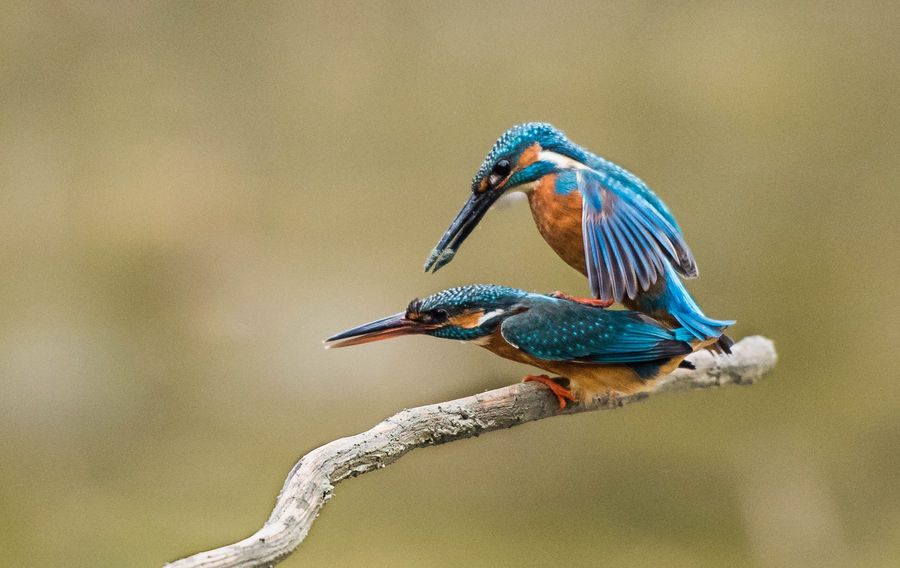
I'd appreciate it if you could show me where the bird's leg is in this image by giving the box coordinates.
[523,375,576,409]
[550,291,614,309]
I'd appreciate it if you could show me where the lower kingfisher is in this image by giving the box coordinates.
[423,123,733,350]
[325,285,713,408]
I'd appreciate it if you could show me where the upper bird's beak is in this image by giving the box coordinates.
[423,190,500,273]
[324,312,436,349]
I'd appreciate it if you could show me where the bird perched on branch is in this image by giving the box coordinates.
[423,123,733,349]
[325,285,714,408]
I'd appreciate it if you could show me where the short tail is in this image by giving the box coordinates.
[712,334,734,354]
[662,261,734,342]
[672,328,734,354]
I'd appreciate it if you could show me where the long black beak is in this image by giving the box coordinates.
[324,312,434,349]
[423,191,500,273]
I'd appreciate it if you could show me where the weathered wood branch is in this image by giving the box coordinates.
[168,335,776,568]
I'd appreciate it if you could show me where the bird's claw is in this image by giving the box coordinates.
[550,291,613,309]
[523,374,576,409]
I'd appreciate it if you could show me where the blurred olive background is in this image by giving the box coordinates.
[2,1,898,566]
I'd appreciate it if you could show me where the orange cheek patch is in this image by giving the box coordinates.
[451,310,485,329]
[517,142,542,169]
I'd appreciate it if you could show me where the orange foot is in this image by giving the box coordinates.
[551,291,614,309]
[524,375,577,409]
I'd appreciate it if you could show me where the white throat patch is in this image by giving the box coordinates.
[538,150,588,170]
[494,190,530,208]
[476,309,506,326]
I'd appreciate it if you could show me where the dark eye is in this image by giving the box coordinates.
[411,308,450,325]
[417,309,448,324]
[488,159,511,186]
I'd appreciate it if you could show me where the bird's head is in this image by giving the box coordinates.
[324,285,529,348]
[424,122,588,272]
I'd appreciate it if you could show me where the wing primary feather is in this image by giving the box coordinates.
[578,167,700,295]
[582,208,605,299]
[614,215,652,292]
[600,221,626,301]
[607,218,640,299]
[627,202,679,261]
[593,217,614,301]
[619,211,664,282]
[625,197,697,277]
[597,189,625,301]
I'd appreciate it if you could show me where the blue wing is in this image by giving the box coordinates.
[500,299,692,364]
[577,168,698,303]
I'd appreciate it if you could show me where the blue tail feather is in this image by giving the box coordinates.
[657,261,734,341]
[673,328,699,343]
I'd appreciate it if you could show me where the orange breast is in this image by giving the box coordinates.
[527,175,587,274]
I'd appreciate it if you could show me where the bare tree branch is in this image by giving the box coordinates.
[167,335,776,568]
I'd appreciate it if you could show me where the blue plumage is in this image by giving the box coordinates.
[632,261,735,340]
[499,293,693,364]
[325,284,704,406]
[409,284,527,312]
[427,122,733,344]
[328,284,694,364]
[578,167,695,301]
[471,123,568,191]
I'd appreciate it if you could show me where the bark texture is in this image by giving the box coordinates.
[168,335,776,568]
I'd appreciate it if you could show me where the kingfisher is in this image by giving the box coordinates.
[423,123,733,349]
[325,284,713,409]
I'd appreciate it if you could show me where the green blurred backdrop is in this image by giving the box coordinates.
[2,1,898,566]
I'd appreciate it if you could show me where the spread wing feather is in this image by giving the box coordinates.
[577,169,697,303]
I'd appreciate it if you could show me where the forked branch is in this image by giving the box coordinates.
[168,335,776,568]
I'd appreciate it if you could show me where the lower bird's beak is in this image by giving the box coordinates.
[324,313,434,348]
[423,191,499,273]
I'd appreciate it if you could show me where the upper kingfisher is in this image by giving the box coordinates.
[325,285,713,408]
[423,123,733,349]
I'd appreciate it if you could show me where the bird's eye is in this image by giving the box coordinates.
[417,309,448,324]
[488,159,511,186]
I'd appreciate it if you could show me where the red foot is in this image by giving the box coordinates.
[523,374,576,409]
[551,291,613,309]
